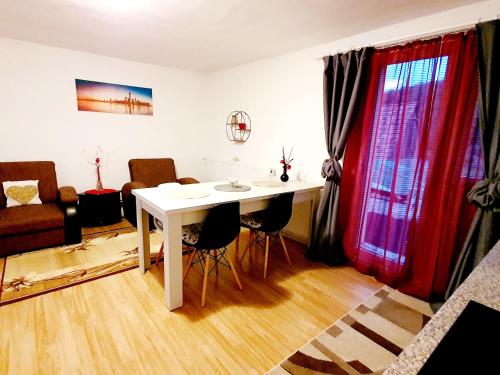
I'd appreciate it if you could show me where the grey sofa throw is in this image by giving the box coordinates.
[446,19,500,299]
[307,48,371,264]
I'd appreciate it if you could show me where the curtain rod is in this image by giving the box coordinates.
[315,16,498,61]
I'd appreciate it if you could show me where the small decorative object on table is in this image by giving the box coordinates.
[280,146,293,182]
[95,157,103,191]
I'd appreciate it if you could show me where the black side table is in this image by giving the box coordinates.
[78,189,122,227]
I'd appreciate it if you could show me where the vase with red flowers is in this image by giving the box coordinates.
[95,157,103,191]
[85,146,105,192]
[280,146,293,182]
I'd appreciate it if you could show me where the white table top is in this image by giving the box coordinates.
[132,180,323,215]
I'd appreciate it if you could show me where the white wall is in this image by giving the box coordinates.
[0,37,205,192]
[0,0,498,193]
[200,0,500,183]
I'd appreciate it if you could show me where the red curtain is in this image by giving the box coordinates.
[339,31,482,300]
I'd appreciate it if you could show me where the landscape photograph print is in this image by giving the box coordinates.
[75,79,153,116]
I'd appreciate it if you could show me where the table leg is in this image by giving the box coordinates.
[163,213,183,310]
[137,199,151,273]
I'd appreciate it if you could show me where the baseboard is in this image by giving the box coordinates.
[282,229,309,245]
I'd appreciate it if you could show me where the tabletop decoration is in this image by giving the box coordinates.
[214,184,251,192]
[165,190,210,199]
[251,180,284,187]
[280,146,293,182]
[164,184,211,199]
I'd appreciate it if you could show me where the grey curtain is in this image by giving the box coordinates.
[307,48,371,264]
[445,20,500,298]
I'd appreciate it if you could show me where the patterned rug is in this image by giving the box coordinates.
[268,286,433,375]
[0,229,163,305]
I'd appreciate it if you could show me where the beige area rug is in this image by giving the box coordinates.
[0,229,164,305]
[268,286,433,375]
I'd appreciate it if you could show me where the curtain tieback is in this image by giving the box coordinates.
[468,176,500,211]
[321,157,342,183]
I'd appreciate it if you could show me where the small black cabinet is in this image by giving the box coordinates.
[78,190,122,227]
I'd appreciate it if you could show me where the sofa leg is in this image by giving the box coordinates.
[64,205,82,244]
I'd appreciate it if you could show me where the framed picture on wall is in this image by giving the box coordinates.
[75,79,153,116]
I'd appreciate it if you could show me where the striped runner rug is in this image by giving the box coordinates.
[268,286,433,374]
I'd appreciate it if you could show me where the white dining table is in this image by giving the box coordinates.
[132,180,322,310]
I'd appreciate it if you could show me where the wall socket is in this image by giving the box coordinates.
[269,168,276,176]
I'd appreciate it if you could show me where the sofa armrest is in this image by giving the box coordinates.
[122,181,148,202]
[57,186,81,245]
[59,186,78,204]
[176,177,199,185]
[64,204,81,245]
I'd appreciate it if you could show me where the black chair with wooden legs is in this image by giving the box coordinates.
[182,201,243,307]
[238,192,294,279]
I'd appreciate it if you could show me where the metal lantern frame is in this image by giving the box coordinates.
[226,110,251,143]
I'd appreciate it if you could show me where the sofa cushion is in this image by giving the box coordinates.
[0,228,65,257]
[0,203,64,236]
[0,161,58,207]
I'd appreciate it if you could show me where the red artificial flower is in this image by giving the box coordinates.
[95,157,100,164]
[280,160,285,164]
[287,164,291,170]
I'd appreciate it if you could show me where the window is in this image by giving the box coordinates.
[383,56,448,92]
[359,55,481,261]
[340,32,482,297]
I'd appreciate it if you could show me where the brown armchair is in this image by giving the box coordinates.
[122,158,199,227]
[0,161,81,257]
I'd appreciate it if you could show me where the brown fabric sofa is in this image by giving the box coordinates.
[0,161,81,257]
[122,158,199,227]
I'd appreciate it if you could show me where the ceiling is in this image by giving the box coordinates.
[0,0,483,72]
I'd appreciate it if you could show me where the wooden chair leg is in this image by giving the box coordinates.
[201,252,210,307]
[263,235,270,279]
[226,252,243,290]
[183,249,197,281]
[155,242,164,266]
[278,232,292,265]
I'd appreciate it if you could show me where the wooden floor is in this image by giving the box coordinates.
[0,231,382,374]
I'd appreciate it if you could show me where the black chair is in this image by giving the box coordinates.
[182,201,243,307]
[239,192,294,278]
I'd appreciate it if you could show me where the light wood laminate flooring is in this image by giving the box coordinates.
[0,232,382,374]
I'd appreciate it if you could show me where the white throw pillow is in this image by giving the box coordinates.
[2,180,43,207]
